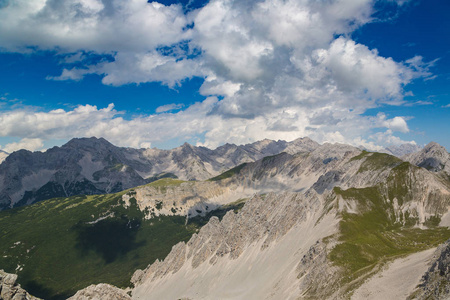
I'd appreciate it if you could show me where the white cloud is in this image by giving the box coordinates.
[382,116,409,133]
[371,130,414,147]
[0,0,430,150]
[155,103,184,113]
[0,100,419,151]
[0,0,189,53]
[405,100,433,106]
[1,138,44,153]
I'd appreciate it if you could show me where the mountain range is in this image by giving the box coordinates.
[0,137,318,210]
[0,137,449,300]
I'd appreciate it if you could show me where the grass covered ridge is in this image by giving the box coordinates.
[357,152,402,173]
[208,163,248,181]
[329,185,450,294]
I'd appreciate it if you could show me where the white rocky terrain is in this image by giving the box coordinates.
[68,140,450,299]
[67,283,131,300]
[0,269,40,300]
[121,179,256,219]
[0,137,318,210]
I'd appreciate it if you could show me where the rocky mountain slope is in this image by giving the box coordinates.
[68,141,450,299]
[409,239,450,299]
[127,164,450,299]
[0,137,318,210]
[2,138,450,299]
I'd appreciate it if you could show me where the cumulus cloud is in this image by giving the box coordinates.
[0,0,188,53]
[155,103,184,113]
[0,0,433,150]
[0,101,222,149]
[1,138,44,153]
[381,115,409,133]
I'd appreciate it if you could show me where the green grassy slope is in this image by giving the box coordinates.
[208,163,248,181]
[0,180,201,300]
[330,187,450,288]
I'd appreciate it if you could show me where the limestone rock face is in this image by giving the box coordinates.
[122,180,253,219]
[130,191,340,300]
[410,239,450,299]
[0,270,40,300]
[67,283,131,300]
[296,241,340,299]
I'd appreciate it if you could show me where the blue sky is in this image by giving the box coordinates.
[0,0,448,152]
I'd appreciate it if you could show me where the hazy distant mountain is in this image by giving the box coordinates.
[384,143,422,157]
[0,137,319,209]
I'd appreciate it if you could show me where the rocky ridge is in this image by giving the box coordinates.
[0,137,318,210]
[120,141,450,227]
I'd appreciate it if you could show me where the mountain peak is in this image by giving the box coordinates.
[423,141,446,152]
[404,141,449,173]
[63,137,114,149]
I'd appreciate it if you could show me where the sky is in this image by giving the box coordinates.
[0,0,449,152]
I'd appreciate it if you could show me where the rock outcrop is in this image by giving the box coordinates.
[67,283,131,300]
[410,239,450,299]
[122,179,254,219]
[0,270,40,300]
